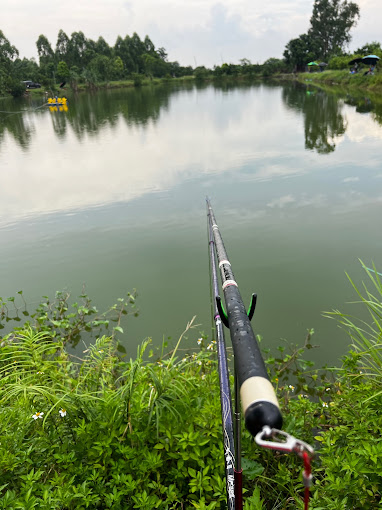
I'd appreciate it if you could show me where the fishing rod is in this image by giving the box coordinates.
[206,198,315,509]
[207,198,282,436]
[208,213,236,510]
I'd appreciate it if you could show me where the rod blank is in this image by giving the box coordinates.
[208,213,236,510]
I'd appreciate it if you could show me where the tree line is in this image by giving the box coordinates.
[1,0,380,98]
[0,29,193,96]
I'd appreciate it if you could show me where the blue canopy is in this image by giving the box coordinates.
[362,55,380,66]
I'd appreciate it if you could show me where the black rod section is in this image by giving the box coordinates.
[206,198,282,436]
[208,211,236,510]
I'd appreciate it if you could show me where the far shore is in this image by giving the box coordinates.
[17,68,382,100]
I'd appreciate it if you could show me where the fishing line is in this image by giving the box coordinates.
[0,103,50,115]
[365,267,382,276]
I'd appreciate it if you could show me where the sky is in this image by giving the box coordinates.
[2,0,381,68]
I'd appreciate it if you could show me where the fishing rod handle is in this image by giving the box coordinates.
[224,284,282,436]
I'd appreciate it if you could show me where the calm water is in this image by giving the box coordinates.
[1,82,381,365]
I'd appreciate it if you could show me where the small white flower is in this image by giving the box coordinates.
[37,371,44,375]
[197,338,203,345]
[98,350,104,354]
[197,360,202,365]
[326,388,330,392]
[288,385,295,391]
[207,344,213,350]
[201,374,206,380]
[322,402,328,408]
[182,357,187,362]
[32,412,44,420]
[59,409,67,417]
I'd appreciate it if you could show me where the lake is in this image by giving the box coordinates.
[1,81,381,366]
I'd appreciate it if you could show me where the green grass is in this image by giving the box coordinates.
[1,267,382,508]
[299,69,382,93]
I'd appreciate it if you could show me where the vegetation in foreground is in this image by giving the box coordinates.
[0,264,381,509]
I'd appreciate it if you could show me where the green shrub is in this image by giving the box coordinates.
[1,266,381,508]
[131,73,143,87]
[8,79,26,98]
[328,56,353,70]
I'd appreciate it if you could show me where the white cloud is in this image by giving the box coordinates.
[342,177,359,183]
[5,0,380,68]
[267,195,296,208]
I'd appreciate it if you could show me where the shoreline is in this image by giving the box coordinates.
[295,69,382,94]
[10,69,382,103]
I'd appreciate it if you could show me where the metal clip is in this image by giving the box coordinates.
[255,426,314,458]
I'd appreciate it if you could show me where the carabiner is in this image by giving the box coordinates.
[255,426,314,458]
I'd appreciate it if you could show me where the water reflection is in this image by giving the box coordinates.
[1,82,382,227]
[3,82,382,156]
[0,98,34,149]
[51,86,175,139]
[344,92,382,128]
[282,83,346,153]
[0,85,177,149]
[344,95,373,114]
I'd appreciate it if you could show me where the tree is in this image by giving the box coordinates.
[69,66,80,92]
[112,56,124,79]
[142,53,169,79]
[309,0,360,60]
[36,35,55,66]
[56,61,69,81]
[69,31,87,68]
[114,35,133,75]
[56,30,70,62]
[13,57,40,82]
[262,58,288,76]
[143,35,155,54]
[38,61,55,87]
[156,47,168,61]
[0,30,18,67]
[355,41,382,57]
[194,66,208,81]
[90,55,113,81]
[284,33,320,71]
[129,33,146,72]
[0,30,19,94]
[82,38,97,67]
[95,36,112,58]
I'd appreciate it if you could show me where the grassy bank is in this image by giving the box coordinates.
[0,265,382,509]
[20,69,382,100]
[297,69,382,93]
